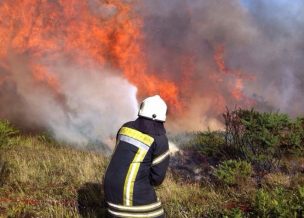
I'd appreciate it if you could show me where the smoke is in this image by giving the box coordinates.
[138,0,304,130]
[0,0,142,147]
[240,0,304,115]
[48,62,138,146]
[88,0,118,19]
[1,0,304,146]
[1,51,138,146]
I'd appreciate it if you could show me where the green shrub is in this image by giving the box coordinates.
[254,189,273,217]
[223,108,304,172]
[214,160,252,186]
[223,208,245,218]
[292,186,304,214]
[0,120,18,148]
[253,187,304,217]
[189,131,225,158]
[285,118,304,156]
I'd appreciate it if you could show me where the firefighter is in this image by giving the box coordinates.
[104,95,170,218]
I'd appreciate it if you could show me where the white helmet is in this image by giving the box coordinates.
[138,95,167,122]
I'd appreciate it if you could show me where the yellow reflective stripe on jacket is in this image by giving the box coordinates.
[123,149,147,206]
[119,127,154,146]
[108,208,164,218]
[107,201,161,212]
[121,127,154,206]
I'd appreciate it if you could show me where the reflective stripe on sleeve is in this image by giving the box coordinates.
[108,208,164,218]
[152,150,170,166]
[107,201,161,212]
[119,127,154,146]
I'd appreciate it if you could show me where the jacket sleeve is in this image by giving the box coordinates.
[149,135,170,186]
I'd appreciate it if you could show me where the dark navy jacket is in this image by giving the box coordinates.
[104,117,170,217]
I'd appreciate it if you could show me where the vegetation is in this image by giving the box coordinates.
[188,108,304,217]
[213,160,252,186]
[0,121,18,149]
[0,108,304,217]
[0,133,107,217]
[223,109,304,172]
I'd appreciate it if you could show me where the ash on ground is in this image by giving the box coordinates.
[169,148,213,183]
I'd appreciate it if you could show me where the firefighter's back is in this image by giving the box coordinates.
[104,95,169,218]
[104,121,157,205]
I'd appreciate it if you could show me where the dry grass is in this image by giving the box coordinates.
[0,135,107,217]
[157,178,225,217]
[2,135,227,217]
[262,173,291,188]
[3,134,301,217]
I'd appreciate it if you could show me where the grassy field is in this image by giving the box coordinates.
[0,134,233,218]
[1,109,304,217]
[0,135,106,217]
[0,135,257,218]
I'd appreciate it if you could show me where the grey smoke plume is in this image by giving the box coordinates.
[88,0,118,19]
[138,0,304,130]
[0,0,140,147]
[0,52,138,146]
[1,0,304,145]
[48,63,138,146]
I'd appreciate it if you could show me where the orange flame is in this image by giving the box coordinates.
[214,45,254,104]
[0,0,258,127]
[31,65,61,94]
[214,45,229,74]
[0,0,181,111]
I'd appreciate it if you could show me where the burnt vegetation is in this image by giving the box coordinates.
[1,109,304,217]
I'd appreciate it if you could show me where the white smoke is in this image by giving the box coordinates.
[50,65,138,146]
[5,52,138,147]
